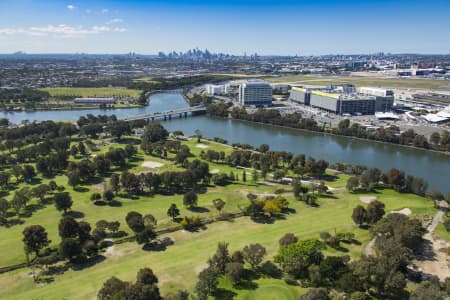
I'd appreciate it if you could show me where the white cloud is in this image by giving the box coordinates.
[85,9,92,14]
[0,24,127,38]
[107,18,124,24]
[67,4,76,11]
[101,8,109,14]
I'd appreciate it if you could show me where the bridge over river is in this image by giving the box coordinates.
[120,105,206,122]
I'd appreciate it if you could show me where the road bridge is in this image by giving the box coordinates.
[121,105,206,122]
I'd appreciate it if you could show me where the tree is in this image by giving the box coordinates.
[243,243,266,269]
[59,238,81,261]
[67,169,81,189]
[209,242,231,274]
[141,123,169,145]
[279,233,298,247]
[213,198,225,215]
[410,279,445,300]
[31,184,50,204]
[226,262,244,286]
[352,205,367,226]
[346,176,359,192]
[299,288,330,300]
[98,277,129,300]
[195,267,218,300]
[258,143,270,153]
[103,190,115,202]
[22,225,50,257]
[274,239,325,278]
[252,168,259,183]
[54,192,73,214]
[125,211,145,233]
[11,188,30,217]
[366,200,385,224]
[110,173,120,195]
[0,198,9,222]
[136,268,159,285]
[242,170,247,182]
[167,203,180,221]
[183,191,198,208]
[58,216,80,239]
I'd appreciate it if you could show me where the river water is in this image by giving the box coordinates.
[1,93,449,193]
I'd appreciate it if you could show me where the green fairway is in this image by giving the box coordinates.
[40,87,142,98]
[0,137,437,299]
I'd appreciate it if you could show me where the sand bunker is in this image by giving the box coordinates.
[141,161,164,168]
[391,208,412,215]
[196,144,208,149]
[359,196,376,204]
[210,168,220,174]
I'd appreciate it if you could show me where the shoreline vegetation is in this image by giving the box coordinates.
[200,101,450,155]
[0,117,446,299]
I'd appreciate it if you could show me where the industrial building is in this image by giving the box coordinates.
[73,97,116,104]
[309,91,376,115]
[358,87,394,112]
[290,86,394,115]
[239,81,272,107]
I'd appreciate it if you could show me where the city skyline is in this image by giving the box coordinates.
[0,0,449,55]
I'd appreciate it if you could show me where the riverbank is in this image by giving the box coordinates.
[217,115,450,156]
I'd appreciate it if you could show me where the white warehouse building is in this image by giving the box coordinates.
[206,84,224,95]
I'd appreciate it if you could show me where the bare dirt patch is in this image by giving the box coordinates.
[413,233,450,281]
[141,161,164,168]
[359,196,376,204]
[91,183,105,191]
[196,144,208,149]
[391,208,412,216]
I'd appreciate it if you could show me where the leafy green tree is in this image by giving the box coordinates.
[212,198,225,215]
[58,216,80,239]
[110,173,120,195]
[22,225,50,257]
[242,243,266,269]
[226,262,244,286]
[279,233,298,247]
[299,288,330,300]
[274,239,325,278]
[346,176,359,192]
[167,203,180,221]
[125,211,145,233]
[183,191,198,208]
[352,205,367,226]
[366,200,385,224]
[54,192,73,214]
[195,267,218,300]
[209,242,231,274]
[59,238,81,262]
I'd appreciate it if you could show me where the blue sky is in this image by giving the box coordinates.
[0,0,449,55]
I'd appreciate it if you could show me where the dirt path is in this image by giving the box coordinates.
[412,209,450,281]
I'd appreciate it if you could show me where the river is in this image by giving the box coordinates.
[1,93,449,193]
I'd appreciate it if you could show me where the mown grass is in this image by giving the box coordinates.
[265,75,450,90]
[40,87,142,98]
[0,137,437,299]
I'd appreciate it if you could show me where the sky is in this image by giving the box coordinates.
[0,0,449,55]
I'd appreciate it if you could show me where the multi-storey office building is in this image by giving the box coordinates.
[239,81,272,107]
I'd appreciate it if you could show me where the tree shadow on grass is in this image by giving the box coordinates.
[5,218,25,227]
[189,206,210,213]
[142,237,174,252]
[65,210,85,219]
[319,193,338,199]
[74,186,89,193]
[71,255,106,271]
[213,288,237,300]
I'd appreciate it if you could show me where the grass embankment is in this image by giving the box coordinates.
[265,75,450,90]
[40,87,142,98]
[0,137,438,299]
